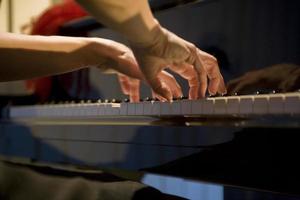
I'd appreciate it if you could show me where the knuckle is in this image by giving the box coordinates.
[189,44,197,54]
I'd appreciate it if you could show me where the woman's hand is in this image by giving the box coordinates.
[85,38,143,102]
[129,25,227,101]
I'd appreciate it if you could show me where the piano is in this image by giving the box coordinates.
[1,92,300,198]
[7,92,300,127]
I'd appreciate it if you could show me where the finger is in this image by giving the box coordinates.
[111,49,145,80]
[129,79,140,102]
[185,46,208,98]
[194,51,208,98]
[217,76,227,95]
[117,74,130,95]
[147,75,173,101]
[158,71,183,99]
[152,90,167,102]
[170,64,199,99]
[198,50,226,95]
[198,66,208,98]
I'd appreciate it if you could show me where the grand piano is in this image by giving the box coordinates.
[1,0,300,199]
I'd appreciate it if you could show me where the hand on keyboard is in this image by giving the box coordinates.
[117,74,140,102]
[90,39,143,102]
[130,25,226,101]
[94,39,143,80]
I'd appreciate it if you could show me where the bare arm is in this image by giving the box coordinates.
[0,32,142,82]
[76,0,226,100]
[76,0,157,45]
[0,32,92,81]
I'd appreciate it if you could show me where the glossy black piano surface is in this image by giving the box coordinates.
[0,117,300,198]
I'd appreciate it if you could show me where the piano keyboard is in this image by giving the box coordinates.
[9,92,300,118]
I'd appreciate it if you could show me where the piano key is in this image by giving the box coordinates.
[120,102,128,116]
[127,103,136,115]
[268,93,284,114]
[191,100,202,115]
[239,95,254,114]
[8,92,300,119]
[111,103,121,115]
[181,99,192,115]
[83,103,94,116]
[152,100,161,116]
[161,102,171,115]
[97,103,105,116]
[253,95,269,114]
[202,98,215,115]
[171,101,181,115]
[214,97,227,114]
[143,101,153,116]
[226,96,240,115]
[135,102,144,116]
[284,93,300,114]
[104,103,113,116]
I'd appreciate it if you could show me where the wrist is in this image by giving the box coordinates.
[128,23,167,48]
[127,20,165,48]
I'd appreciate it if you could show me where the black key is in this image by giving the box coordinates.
[144,97,153,101]
[180,96,188,100]
[111,99,121,103]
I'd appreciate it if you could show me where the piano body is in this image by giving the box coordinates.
[1,92,300,198]
[1,0,300,199]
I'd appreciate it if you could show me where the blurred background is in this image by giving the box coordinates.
[1,0,299,100]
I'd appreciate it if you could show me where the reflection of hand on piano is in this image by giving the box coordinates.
[227,63,300,95]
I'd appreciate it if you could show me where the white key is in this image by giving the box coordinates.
[104,103,113,116]
[120,102,128,115]
[152,101,161,116]
[253,95,269,114]
[269,94,284,114]
[49,105,56,117]
[226,96,240,115]
[97,104,105,116]
[171,101,181,115]
[239,96,253,114]
[84,104,94,116]
[214,97,227,114]
[284,93,300,114]
[143,101,153,115]
[181,100,192,115]
[202,98,214,115]
[127,103,136,115]
[91,104,99,116]
[191,100,202,115]
[111,103,121,115]
[78,104,87,116]
[135,102,144,115]
[161,102,171,115]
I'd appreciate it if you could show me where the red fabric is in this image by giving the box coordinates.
[26,0,88,101]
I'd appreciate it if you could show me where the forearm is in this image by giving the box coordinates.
[76,0,158,45]
[0,32,103,82]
